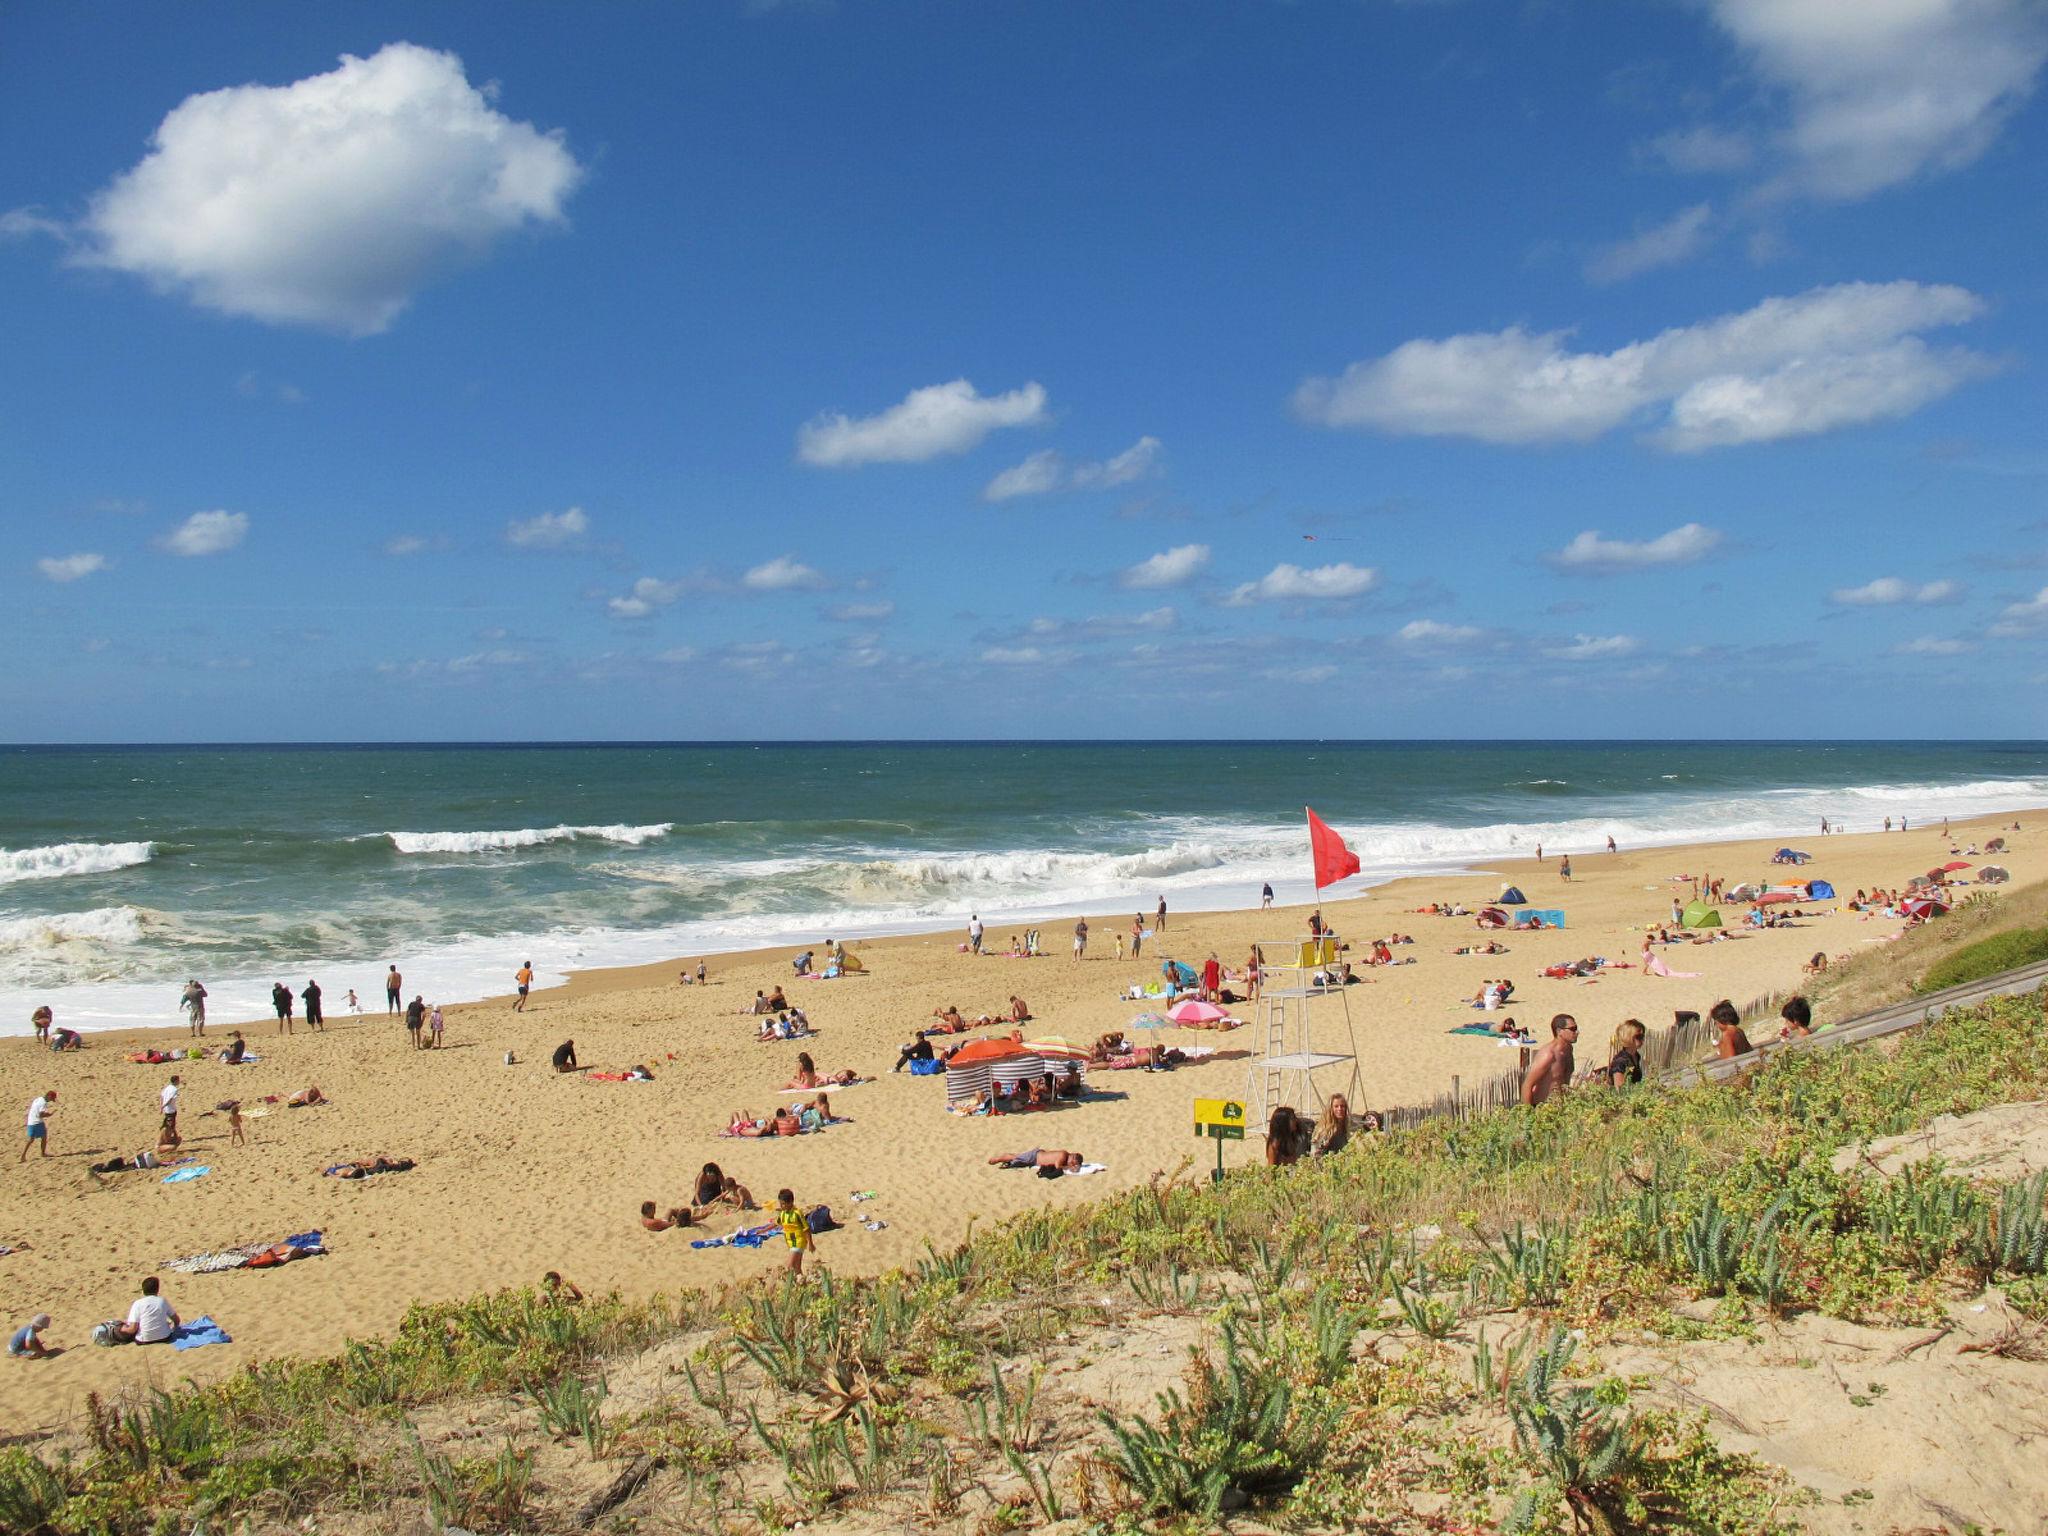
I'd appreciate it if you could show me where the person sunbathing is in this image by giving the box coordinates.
[772,1106,802,1136]
[989,1148,1083,1173]
[727,1111,773,1137]
[931,1004,966,1029]
[640,1200,693,1231]
[286,1085,325,1107]
[785,1053,865,1089]
[798,1094,837,1130]
[1091,1032,1130,1062]
[625,1063,656,1081]
[326,1155,414,1179]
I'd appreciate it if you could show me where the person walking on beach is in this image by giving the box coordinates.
[1606,835,1617,854]
[775,1187,814,1279]
[1520,1016,1577,1107]
[181,980,207,1036]
[405,995,425,1049]
[968,915,983,955]
[159,1075,181,1142]
[1558,856,1572,882]
[385,966,402,1013]
[31,1005,51,1044]
[302,979,323,1031]
[1260,881,1273,910]
[1072,918,1087,961]
[1156,896,1167,933]
[513,961,533,1012]
[20,1090,53,1161]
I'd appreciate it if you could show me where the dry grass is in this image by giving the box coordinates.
[1810,878,2048,1024]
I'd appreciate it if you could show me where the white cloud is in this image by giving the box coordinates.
[161,509,248,556]
[1119,543,1211,590]
[798,379,1048,467]
[828,601,895,622]
[980,646,1047,665]
[1894,635,1973,656]
[1991,586,2048,635]
[1225,562,1379,605]
[1294,282,1991,450]
[1396,618,1483,645]
[74,44,581,334]
[1553,523,1723,571]
[743,555,827,591]
[1707,0,2048,201]
[0,206,69,242]
[506,506,587,548]
[1830,576,1963,605]
[655,646,696,665]
[1543,633,1640,660]
[384,534,430,557]
[984,436,1165,502]
[608,577,682,619]
[1649,125,1756,174]
[1586,203,1714,283]
[37,552,106,583]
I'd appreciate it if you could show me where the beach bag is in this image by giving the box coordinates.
[92,1320,126,1347]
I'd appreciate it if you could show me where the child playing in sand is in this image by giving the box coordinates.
[228,1102,245,1146]
[775,1187,813,1277]
[640,1200,692,1231]
[429,1005,444,1048]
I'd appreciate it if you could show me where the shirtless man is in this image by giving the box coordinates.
[1521,1015,1578,1106]
[988,1148,1083,1172]
[385,965,403,1013]
[1711,999,1752,1058]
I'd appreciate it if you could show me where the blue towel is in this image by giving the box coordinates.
[170,1316,232,1350]
[284,1230,323,1251]
[908,1058,943,1075]
[162,1166,211,1184]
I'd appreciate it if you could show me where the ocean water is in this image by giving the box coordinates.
[3,741,2044,1034]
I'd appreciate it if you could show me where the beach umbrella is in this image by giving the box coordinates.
[948,1038,1027,1067]
[1941,860,1972,872]
[1981,865,2011,884]
[1902,897,1950,919]
[1128,1011,1172,1031]
[1167,999,1229,1025]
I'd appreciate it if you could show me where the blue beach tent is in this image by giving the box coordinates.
[1498,885,1528,905]
[1807,880,1836,899]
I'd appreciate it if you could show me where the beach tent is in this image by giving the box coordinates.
[1806,880,1836,900]
[1511,908,1566,929]
[1680,900,1722,929]
[1980,865,2011,884]
[1724,882,1764,902]
[1498,885,1528,905]
[1476,907,1509,929]
[1771,848,1812,865]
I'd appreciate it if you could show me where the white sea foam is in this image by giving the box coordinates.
[0,841,155,886]
[387,823,673,854]
[0,905,151,953]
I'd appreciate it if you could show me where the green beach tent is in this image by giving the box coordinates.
[1679,900,1722,929]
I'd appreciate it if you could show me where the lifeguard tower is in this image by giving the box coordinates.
[1246,933,1362,1126]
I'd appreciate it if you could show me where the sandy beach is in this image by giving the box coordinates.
[0,812,2029,1427]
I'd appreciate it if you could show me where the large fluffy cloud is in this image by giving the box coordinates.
[1225,562,1378,605]
[74,44,581,335]
[1552,523,1723,571]
[798,380,1048,467]
[1293,281,1991,450]
[1708,0,2048,201]
[1118,544,1211,590]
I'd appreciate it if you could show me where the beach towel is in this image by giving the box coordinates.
[1070,1163,1107,1176]
[169,1317,232,1351]
[1644,955,1699,979]
[1448,1024,1510,1038]
[690,1223,778,1250]
[162,1230,325,1275]
[783,1080,866,1094]
[162,1166,211,1185]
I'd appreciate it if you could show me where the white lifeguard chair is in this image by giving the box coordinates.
[1246,934,1363,1126]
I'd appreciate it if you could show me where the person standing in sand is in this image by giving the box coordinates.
[968,915,983,955]
[386,966,402,1013]
[405,995,425,1049]
[31,1005,52,1044]
[429,1003,444,1047]
[513,961,533,1012]
[302,979,323,1031]
[775,1187,814,1278]
[1131,915,1144,961]
[1156,895,1167,932]
[1558,856,1571,882]
[1520,1016,1577,1107]
[1072,918,1087,961]
[1260,882,1273,910]
[181,980,207,1036]
[159,1075,181,1141]
[21,1090,53,1161]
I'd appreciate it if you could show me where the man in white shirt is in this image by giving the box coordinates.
[118,1276,178,1344]
[160,1075,181,1139]
[968,914,984,954]
[20,1090,54,1162]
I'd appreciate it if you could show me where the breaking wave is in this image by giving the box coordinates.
[0,841,155,886]
[386,824,674,855]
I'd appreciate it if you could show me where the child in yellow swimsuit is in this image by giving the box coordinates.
[775,1187,813,1277]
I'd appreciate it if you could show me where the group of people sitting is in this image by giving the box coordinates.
[1541,956,1610,979]
[1264,1094,1381,1165]
[754,1010,814,1041]
[744,986,792,1016]
[726,1093,843,1137]
[641,1161,758,1230]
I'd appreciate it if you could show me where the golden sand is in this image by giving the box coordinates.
[0,813,2029,1425]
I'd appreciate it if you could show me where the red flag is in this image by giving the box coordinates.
[1306,807,1360,889]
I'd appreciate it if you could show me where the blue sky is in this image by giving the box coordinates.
[4,0,2045,741]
